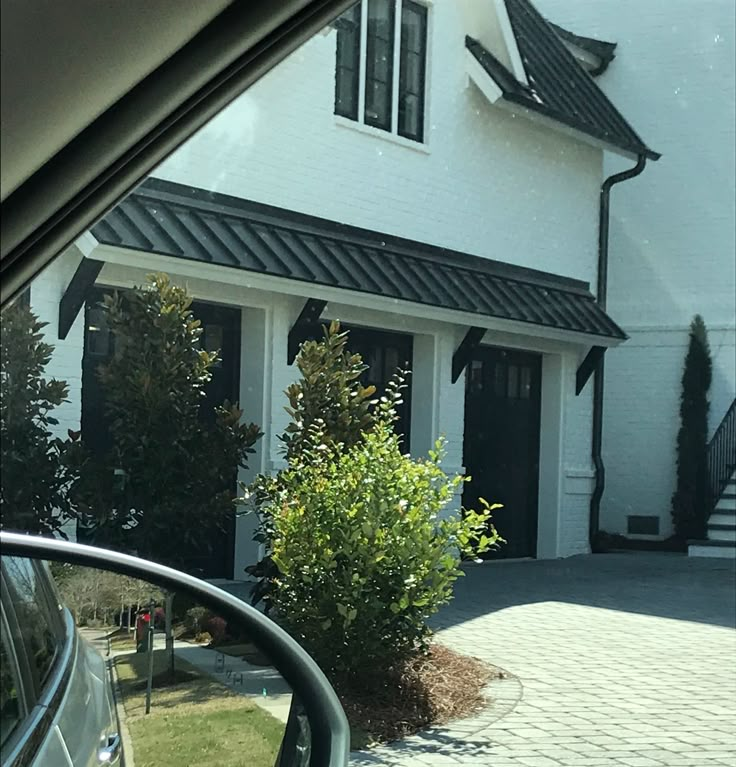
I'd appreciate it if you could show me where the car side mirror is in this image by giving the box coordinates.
[0,532,350,767]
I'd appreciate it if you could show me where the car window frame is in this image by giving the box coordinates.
[2,558,66,694]
[0,603,28,752]
[0,559,75,766]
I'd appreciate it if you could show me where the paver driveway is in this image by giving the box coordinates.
[352,553,736,767]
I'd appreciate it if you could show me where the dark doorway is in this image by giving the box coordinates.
[463,346,541,559]
[80,288,241,578]
[342,324,413,453]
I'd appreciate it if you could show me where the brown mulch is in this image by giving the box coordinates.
[333,643,502,748]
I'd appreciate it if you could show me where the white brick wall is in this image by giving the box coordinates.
[537,0,736,537]
[603,326,736,538]
[30,248,85,441]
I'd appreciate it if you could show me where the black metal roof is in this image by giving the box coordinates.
[467,0,659,160]
[548,21,617,75]
[91,178,627,341]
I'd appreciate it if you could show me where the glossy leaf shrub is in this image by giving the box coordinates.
[67,273,262,570]
[281,320,378,460]
[262,385,500,677]
[244,321,380,609]
[0,300,76,535]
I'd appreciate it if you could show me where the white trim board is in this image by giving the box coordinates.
[494,0,528,86]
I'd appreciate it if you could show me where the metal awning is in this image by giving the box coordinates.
[91,177,627,342]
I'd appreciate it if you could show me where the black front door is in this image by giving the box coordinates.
[80,289,241,578]
[463,346,541,559]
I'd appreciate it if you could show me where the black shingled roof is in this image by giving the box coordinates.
[467,0,659,160]
[91,178,626,341]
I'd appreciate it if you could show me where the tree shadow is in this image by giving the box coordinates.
[435,553,736,632]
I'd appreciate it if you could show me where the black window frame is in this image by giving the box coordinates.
[397,0,427,142]
[363,0,396,131]
[334,0,428,144]
[334,2,361,119]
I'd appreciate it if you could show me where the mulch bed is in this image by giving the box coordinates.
[333,643,502,748]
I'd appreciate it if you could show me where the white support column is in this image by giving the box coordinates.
[233,306,269,578]
[410,333,440,457]
[436,329,467,514]
[267,298,302,473]
[537,352,565,558]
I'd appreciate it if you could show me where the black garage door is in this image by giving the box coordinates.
[463,346,541,559]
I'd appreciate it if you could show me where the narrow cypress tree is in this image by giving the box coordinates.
[671,315,712,540]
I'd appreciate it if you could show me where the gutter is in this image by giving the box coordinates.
[589,154,647,549]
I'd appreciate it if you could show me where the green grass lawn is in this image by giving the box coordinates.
[115,650,286,767]
[110,632,137,651]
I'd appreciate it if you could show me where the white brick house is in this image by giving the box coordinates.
[31,0,731,578]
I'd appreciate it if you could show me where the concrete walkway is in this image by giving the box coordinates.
[352,553,736,767]
[174,642,292,722]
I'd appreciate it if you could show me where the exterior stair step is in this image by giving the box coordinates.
[706,525,736,542]
[708,510,736,526]
[688,539,736,559]
[714,495,736,512]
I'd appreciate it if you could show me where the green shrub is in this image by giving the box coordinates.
[67,274,261,569]
[183,606,208,634]
[266,415,499,678]
[281,320,378,461]
[244,321,380,609]
[0,301,76,535]
[671,314,712,540]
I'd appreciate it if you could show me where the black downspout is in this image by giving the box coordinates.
[590,154,647,550]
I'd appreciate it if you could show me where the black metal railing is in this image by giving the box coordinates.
[707,397,736,508]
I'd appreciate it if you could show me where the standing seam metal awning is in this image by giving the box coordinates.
[91,178,627,341]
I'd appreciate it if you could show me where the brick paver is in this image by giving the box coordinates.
[352,553,736,766]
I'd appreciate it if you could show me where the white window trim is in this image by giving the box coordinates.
[334,114,431,153]
[350,0,429,144]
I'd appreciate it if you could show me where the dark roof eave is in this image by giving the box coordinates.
[90,178,629,343]
[465,35,660,162]
[501,92,661,161]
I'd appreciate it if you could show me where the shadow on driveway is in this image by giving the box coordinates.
[436,552,736,631]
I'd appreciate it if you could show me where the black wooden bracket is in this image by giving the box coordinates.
[287,298,327,364]
[58,258,104,339]
[451,327,486,383]
[576,345,606,395]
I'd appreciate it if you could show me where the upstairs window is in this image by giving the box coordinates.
[335,0,428,143]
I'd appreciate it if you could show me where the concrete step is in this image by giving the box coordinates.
[707,524,736,542]
[715,495,736,512]
[709,510,736,526]
[688,539,736,559]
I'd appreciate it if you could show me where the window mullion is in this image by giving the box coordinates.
[390,0,402,134]
[358,0,368,124]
